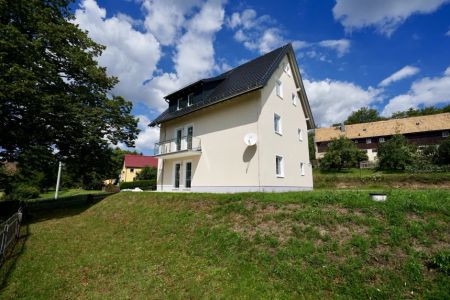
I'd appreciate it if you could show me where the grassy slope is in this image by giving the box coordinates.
[1,190,449,299]
[37,189,104,199]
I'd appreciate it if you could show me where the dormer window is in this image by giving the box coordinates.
[187,93,194,107]
[177,98,181,110]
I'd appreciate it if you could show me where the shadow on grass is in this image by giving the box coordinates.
[0,224,30,291]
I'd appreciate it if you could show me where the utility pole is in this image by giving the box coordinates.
[55,161,62,199]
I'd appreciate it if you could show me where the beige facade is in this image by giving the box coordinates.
[156,54,313,192]
[120,166,143,182]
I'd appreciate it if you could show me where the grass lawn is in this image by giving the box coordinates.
[36,188,104,199]
[1,190,449,299]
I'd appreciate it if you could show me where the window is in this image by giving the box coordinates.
[298,128,303,141]
[379,137,385,143]
[276,80,283,98]
[276,156,284,177]
[443,131,449,137]
[366,138,372,144]
[354,140,358,144]
[187,93,193,107]
[186,126,193,150]
[274,113,282,135]
[174,163,181,188]
[292,93,298,106]
[175,129,183,151]
[284,63,291,76]
[185,162,192,188]
[177,98,182,110]
[130,168,134,173]
[300,162,305,176]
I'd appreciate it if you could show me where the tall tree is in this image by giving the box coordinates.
[0,0,139,188]
[391,105,450,119]
[377,135,415,170]
[344,107,383,125]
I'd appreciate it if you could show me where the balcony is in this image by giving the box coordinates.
[154,136,202,159]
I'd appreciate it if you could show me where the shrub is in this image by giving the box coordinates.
[436,138,450,165]
[104,184,120,193]
[378,134,414,170]
[120,179,156,190]
[8,184,40,200]
[320,136,368,170]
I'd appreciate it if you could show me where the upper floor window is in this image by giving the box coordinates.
[276,155,284,177]
[130,168,134,173]
[276,80,283,99]
[300,162,305,176]
[366,138,372,144]
[292,93,298,106]
[187,93,194,107]
[274,113,282,135]
[298,128,303,141]
[379,137,385,143]
[443,131,449,138]
[177,98,181,110]
[284,63,292,76]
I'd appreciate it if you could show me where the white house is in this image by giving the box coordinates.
[149,43,315,192]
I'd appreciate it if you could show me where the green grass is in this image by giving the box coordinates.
[1,190,449,299]
[36,188,104,199]
[314,169,450,189]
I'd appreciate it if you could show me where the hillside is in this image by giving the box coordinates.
[1,191,449,299]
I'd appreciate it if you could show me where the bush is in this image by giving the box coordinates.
[320,136,367,170]
[135,166,157,181]
[378,134,415,170]
[104,184,120,193]
[436,138,450,164]
[120,179,156,190]
[8,184,40,200]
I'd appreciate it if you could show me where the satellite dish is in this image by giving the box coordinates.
[244,133,257,146]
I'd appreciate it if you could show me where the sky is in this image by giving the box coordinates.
[71,0,450,154]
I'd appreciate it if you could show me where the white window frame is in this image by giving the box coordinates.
[276,155,284,178]
[366,138,372,144]
[276,80,283,99]
[300,162,305,176]
[379,137,385,143]
[173,161,182,189]
[298,128,303,141]
[292,93,298,106]
[184,160,192,189]
[443,131,449,138]
[177,98,182,110]
[187,93,194,107]
[274,113,282,135]
[284,63,291,77]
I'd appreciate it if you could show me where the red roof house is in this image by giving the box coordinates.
[120,155,158,182]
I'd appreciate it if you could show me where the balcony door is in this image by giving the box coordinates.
[174,163,181,188]
[186,126,193,150]
[175,129,183,151]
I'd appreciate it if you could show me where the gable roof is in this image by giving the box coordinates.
[315,113,450,142]
[149,43,315,128]
[123,154,158,168]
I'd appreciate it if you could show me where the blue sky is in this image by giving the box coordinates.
[72,0,450,154]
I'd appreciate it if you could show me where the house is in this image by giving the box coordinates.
[120,154,158,182]
[149,43,315,192]
[315,113,450,161]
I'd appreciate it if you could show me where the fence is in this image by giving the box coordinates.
[0,208,22,265]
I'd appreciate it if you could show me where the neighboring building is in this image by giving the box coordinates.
[149,43,315,193]
[120,154,158,182]
[315,113,450,161]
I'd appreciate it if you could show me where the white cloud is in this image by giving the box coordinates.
[379,65,420,87]
[447,28,450,36]
[142,0,202,46]
[134,115,160,153]
[317,39,350,57]
[304,79,380,126]
[382,66,450,116]
[74,0,164,110]
[333,0,450,36]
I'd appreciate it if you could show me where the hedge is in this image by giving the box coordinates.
[120,180,156,190]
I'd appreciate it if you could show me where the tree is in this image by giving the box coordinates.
[110,148,140,179]
[344,107,383,125]
[308,132,316,161]
[436,138,450,165]
[391,105,450,119]
[320,137,368,170]
[0,0,139,190]
[135,166,157,181]
[377,135,415,170]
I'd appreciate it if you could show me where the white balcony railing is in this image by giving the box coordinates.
[154,136,201,156]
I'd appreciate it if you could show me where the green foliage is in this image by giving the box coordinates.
[378,135,415,170]
[320,137,368,170]
[111,148,140,178]
[8,183,40,200]
[104,184,120,193]
[308,132,316,161]
[134,166,157,181]
[344,107,384,125]
[390,105,450,119]
[436,138,450,164]
[0,0,139,192]
[120,180,156,190]
[430,251,450,275]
